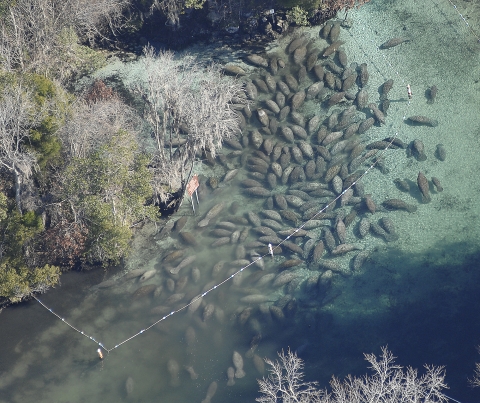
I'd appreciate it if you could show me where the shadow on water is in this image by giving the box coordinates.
[280,240,480,403]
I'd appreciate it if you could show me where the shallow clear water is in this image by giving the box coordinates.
[1,0,480,402]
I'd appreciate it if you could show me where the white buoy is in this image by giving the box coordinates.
[268,243,274,258]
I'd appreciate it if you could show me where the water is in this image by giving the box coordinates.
[1,0,480,402]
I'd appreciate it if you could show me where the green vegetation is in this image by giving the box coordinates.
[184,0,206,9]
[26,74,71,170]
[0,193,60,302]
[287,5,310,26]
[63,130,158,265]
[0,0,140,304]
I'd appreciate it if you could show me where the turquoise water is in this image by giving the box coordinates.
[1,0,480,402]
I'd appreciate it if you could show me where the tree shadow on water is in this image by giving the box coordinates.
[278,239,480,403]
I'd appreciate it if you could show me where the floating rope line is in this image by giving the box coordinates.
[441,0,480,42]
[33,295,108,353]
[34,13,419,355]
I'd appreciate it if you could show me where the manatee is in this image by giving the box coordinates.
[291,91,306,110]
[306,50,318,71]
[320,22,332,39]
[417,172,431,203]
[426,85,438,104]
[245,54,268,67]
[281,126,295,143]
[285,74,299,91]
[264,73,276,92]
[201,381,218,403]
[223,64,246,76]
[227,367,236,386]
[380,37,410,49]
[257,108,269,126]
[245,81,257,100]
[324,71,335,89]
[380,79,394,100]
[167,359,180,387]
[253,78,269,93]
[139,269,156,282]
[123,268,148,280]
[394,178,410,192]
[379,217,399,241]
[265,99,281,114]
[368,103,385,124]
[262,137,274,155]
[269,56,278,75]
[277,80,290,96]
[327,92,346,107]
[329,22,341,42]
[163,249,184,263]
[342,74,356,91]
[275,92,286,108]
[233,351,246,378]
[322,40,345,57]
[353,250,370,270]
[435,144,446,161]
[382,198,418,212]
[184,365,199,380]
[331,243,362,255]
[132,284,156,300]
[170,255,196,275]
[203,303,215,322]
[179,231,197,246]
[187,294,203,314]
[432,177,443,192]
[358,117,375,134]
[270,305,285,321]
[306,81,324,100]
[313,64,324,81]
[358,63,369,87]
[288,36,308,53]
[125,376,134,397]
[411,139,427,161]
[407,115,438,127]
[293,45,307,64]
[243,187,271,197]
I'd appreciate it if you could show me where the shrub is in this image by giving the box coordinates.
[287,5,310,26]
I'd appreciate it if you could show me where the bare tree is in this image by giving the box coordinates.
[469,346,480,388]
[0,84,42,214]
[257,349,324,403]
[0,0,131,77]
[257,347,448,403]
[133,46,244,204]
[57,94,141,160]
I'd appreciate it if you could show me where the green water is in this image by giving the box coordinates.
[1,0,480,402]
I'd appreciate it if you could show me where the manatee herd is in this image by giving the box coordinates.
[105,21,447,402]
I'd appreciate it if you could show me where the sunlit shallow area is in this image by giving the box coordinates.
[1,0,480,402]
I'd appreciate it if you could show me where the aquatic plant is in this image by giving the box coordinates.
[257,347,448,403]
